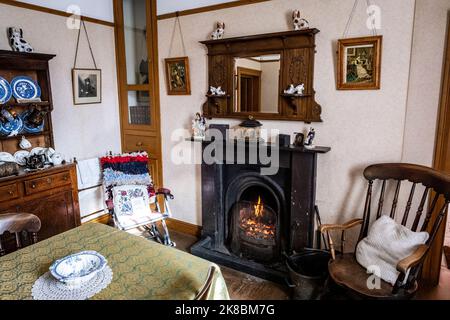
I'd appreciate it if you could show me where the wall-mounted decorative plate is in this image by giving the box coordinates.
[0,117,24,136]
[21,110,45,134]
[0,76,12,104]
[11,76,41,100]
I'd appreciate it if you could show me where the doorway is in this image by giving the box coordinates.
[425,13,450,286]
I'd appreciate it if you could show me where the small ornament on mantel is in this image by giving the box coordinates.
[211,22,226,40]
[8,27,34,53]
[292,10,309,31]
[304,127,316,149]
[192,113,207,141]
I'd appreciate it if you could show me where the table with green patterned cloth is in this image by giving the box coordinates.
[0,223,230,300]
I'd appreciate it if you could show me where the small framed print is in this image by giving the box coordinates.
[72,68,102,105]
[165,57,191,95]
[337,36,382,90]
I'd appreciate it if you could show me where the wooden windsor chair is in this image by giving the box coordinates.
[321,163,450,299]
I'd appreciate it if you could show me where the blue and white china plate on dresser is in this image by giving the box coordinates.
[11,76,41,100]
[21,110,45,134]
[0,76,12,104]
[0,117,23,136]
[49,251,108,287]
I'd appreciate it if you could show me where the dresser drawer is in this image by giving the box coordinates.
[0,183,19,202]
[123,135,158,156]
[24,172,71,196]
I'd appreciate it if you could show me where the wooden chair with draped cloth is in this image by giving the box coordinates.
[0,213,41,257]
[321,163,450,299]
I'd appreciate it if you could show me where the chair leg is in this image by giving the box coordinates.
[160,219,176,247]
[15,233,22,250]
[31,232,38,244]
[0,241,5,257]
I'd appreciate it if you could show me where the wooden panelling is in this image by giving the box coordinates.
[0,0,115,27]
[166,218,202,238]
[157,0,271,20]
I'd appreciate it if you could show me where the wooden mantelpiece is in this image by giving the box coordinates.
[201,29,322,122]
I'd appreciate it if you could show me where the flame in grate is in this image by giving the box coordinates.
[254,196,264,217]
[240,196,275,241]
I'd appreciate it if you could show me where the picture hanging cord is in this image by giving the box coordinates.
[342,0,378,38]
[168,12,187,58]
[73,20,98,69]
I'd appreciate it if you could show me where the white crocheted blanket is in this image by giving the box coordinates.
[356,215,429,285]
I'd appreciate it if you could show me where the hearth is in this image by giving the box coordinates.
[191,140,330,283]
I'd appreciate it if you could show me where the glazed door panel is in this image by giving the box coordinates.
[114,0,163,187]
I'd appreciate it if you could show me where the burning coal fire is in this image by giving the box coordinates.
[240,196,275,240]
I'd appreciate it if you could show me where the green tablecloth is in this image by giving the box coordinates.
[0,223,230,300]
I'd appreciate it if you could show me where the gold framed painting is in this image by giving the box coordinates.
[337,36,382,90]
[165,56,191,95]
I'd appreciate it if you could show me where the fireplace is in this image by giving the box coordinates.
[191,140,330,283]
[230,187,279,263]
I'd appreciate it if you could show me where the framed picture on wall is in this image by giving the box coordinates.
[337,36,382,90]
[72,68,102,105]
[164,57,191,95]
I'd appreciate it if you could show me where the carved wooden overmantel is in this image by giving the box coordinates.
[200,29,322,123]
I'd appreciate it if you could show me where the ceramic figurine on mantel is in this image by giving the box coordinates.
[8,27,34,53]
[292,10,309,31]
[211,22,225,40]
[209,86,226,96]
[304,127,316,149]
[284,83,305,95]
[192,113,207,141]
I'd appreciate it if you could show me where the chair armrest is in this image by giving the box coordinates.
[396,244,429,274]
[320,219,363,234]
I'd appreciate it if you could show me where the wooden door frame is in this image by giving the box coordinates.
[424,12,450,286]
[236,67,262,112]
[113,0,164,188]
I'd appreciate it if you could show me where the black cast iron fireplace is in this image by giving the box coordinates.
[191,140,330,283]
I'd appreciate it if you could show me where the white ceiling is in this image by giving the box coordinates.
[157,0,235,15]
[15,0,236,22]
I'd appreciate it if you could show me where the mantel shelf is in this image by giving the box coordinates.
[206,94,230,99]
[281,93,312,98]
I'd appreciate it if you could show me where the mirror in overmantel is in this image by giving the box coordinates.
[234,54,281,114]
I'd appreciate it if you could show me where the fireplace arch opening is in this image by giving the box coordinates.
[226,175,283,263]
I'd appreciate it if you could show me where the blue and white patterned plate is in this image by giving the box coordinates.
[50,251,108,286]
[20,110,45,134]
[0,117,23,136]
[11,76,41,100]
[0,76,12,104]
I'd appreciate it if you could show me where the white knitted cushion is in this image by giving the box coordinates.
[356,215,429,285]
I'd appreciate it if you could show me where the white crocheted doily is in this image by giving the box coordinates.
[31,266,113,300]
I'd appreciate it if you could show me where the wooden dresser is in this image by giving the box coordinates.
[0,164,80,251]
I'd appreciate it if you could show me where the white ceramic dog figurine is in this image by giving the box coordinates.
[8,27,33,53]
[295,84,305,95]
[292,10,309,31]
[284,84,296,94]
[210,86,226,96]
[211,22,225,40]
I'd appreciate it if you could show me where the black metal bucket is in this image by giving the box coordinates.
[286,249,331,300]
